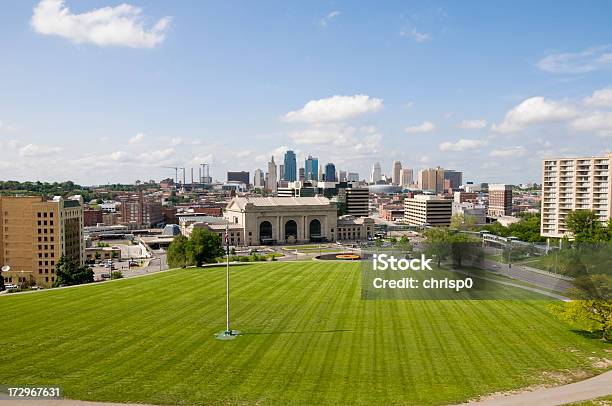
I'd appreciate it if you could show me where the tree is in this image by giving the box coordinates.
[167,235,189,268]
[566,210,609,243]
[186,228,224,267]
[450,213,477,231]
[396,236,413,254]
[111,271,123,280]
[53,257,94,287]
[424,229,483,268]
[423,228,452,267]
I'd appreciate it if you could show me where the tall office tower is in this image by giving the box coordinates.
[283,150,297,181]
[279,165,285,181]
[347,172,360,182]
[299,167,305,182]
[444,170,463,189]
[391,161,402,185]
[319,164,325,181]
[325,163,337,182]
[253,169,264,188]
[339,170,347,182]
[404,195,452,227]
[305,156,319,181]
[0,195,84,288]
[488,184,513,218]
[267,156,278,192]
[400,168,414,187]
[370,162,382,183]
[338,188,369,217]
[541,154,612,238]
[419,167,445,194]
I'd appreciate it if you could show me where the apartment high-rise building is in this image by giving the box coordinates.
[444,170,463,190]
[0,195,84,288]
[325,163,337,182]
[391,161,402,185]
[541,154,612,238]
[370,162,382,183]
[487,184,513,218]
[404,195,452,227]
[283,150,297,181]
[253,169,265,188]
[419,167,445,194]
[338,188,369,217]
[305,156,318,181]
[267,156,278,192]
[118,191,163,228]
[400,168,414,187]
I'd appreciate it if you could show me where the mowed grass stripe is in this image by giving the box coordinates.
[0,261,609,405]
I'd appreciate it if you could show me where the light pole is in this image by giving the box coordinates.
[217,225,238,340]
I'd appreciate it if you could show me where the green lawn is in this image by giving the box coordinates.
[0,262,609,405]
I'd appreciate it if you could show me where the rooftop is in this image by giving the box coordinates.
[229,196,332,210]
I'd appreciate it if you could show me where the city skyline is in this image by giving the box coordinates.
[1,1,612,185]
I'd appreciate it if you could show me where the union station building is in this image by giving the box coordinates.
[225,196,339,245]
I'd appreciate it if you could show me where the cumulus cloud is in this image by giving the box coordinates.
[536,45,612,74]
[30,0,171,48]
[457,119,487,130]
[284,95,383,123]
[439,138,487,152]
[405,121,435,134]
[319,11,340,27]
[491,96,577,133]
[0,120,17,132]
[400,28,432,43]
[583,87,612,108]
[19,143,62,157]
[570,111,612,137]
[139,148,175,162]
[236,150,251,158]
[129,132,145,144]
[489,146,528,157]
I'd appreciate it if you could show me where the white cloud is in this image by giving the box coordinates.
[139,148,175,162]
[289,125,358,147]
[536,45,612,74]
[169,137,183,146]
[19,143,62,157]
[236,150,251,158]
[0,120,17,132]
[439,139,487,152]
[129,132,145,144]
[109,151,127,161]
[405,121,435,134]
[457,119,487,130]
[30,0,171,48]
[319,10,340,27]
[491,96,577,133]
[400,28,432,43]
[570,111,612,137]
[284,95,383,123]
[489,146,528,158]
[583,87,612,108]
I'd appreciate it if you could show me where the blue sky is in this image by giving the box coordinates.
[0,0,611,185]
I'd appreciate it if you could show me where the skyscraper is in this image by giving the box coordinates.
[370,162,382,183]
[324,163,337,182]
[305,156,318,181]
[338,170,347,182]
[283,150,297,181]
[253,169,264,188]
[444,170,463,189]
[391,161,402,185]
[400,168,414,187]
[267,156,277,192]
[419,167,445,194]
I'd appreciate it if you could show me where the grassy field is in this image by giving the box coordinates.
[0,262,609,405]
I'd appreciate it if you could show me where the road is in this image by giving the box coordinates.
[463,370,612,406]
[482,260,573,293]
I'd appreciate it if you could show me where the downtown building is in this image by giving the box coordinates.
[541,154,612,238]
[338,187,369,217]
[0,196,84,288]
[404,195,452,227]
[487,184,513,218]
[419,167,445,194]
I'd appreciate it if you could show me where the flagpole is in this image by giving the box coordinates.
[216,225,238,340]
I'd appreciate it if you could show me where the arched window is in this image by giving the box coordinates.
[259,221,273,243]
[309,219,322,241]
[285,220,298,241]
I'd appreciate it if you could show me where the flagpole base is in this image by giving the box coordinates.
[215,330,240,340]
